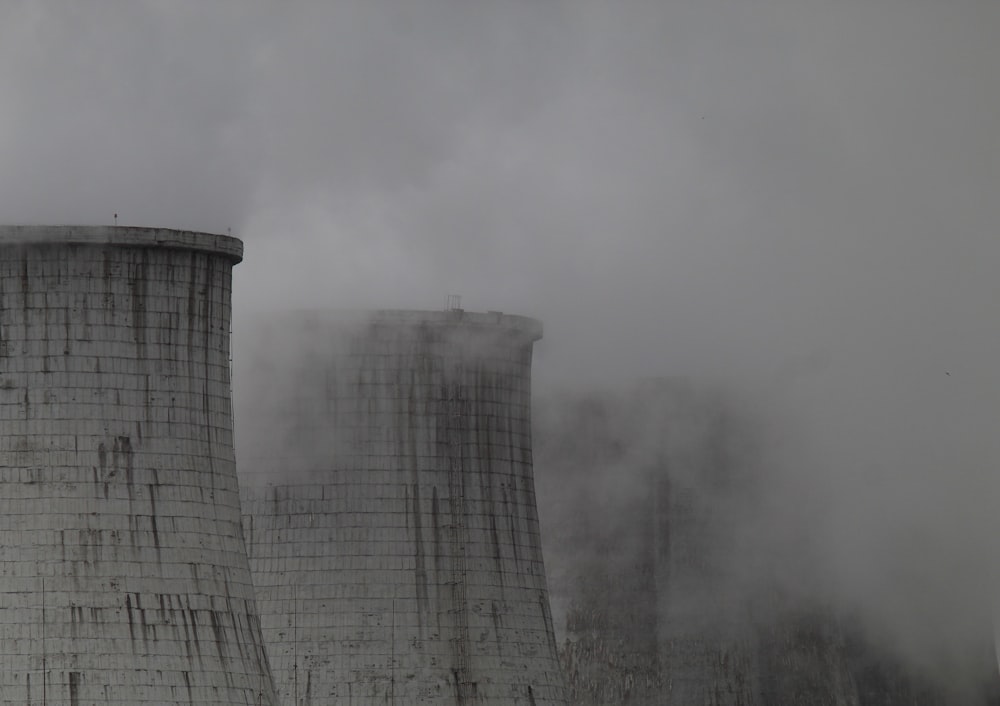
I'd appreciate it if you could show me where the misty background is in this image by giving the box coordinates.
[2,0,999,686]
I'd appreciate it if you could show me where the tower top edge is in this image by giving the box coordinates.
[257,309,543,341]
[0,225,243,264]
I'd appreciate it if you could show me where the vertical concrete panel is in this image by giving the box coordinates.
[0,226,278,705]
[238,310,567,704]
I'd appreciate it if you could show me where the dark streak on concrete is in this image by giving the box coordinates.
[20,254,29,327]
[489,512,504,585]
[188,608,202,658]
[69,671,80,706]
[125,594,136,643]
[129,248,148,356]
[138,604,150,643]
[446,378,474,703]
[149,472,162,563]
[504,484,521,569]
[118,436,134,491]
[201,255,217,494]
[431,486,443,631]
[186,250,197,360]
[209,610,229,665]
[98,443,109,479]
[412,482,429,628]
[491,601,505,664]
[540,593,559,664]
[63,302,72,356]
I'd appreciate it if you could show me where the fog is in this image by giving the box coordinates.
[2,0,999,692]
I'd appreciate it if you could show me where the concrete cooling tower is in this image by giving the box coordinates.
[0,227,277,704]
[237,309,567,705]
[537,382,757,705]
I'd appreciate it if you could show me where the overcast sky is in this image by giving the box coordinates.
[1,1,996,386]
[3,0,1000,675]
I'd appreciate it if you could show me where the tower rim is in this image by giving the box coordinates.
[0,224,243,264]
[259,308,543,342]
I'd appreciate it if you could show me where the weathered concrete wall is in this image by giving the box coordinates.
[0,226,277,705]
[238,310,567,704]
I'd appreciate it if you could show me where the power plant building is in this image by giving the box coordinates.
[0,226,277,704]
[237,309,567,704]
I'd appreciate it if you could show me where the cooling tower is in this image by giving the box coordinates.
[237,309,567,705]
[0,226,277,704]
[537,383,1000,706]
[537,382,758,705]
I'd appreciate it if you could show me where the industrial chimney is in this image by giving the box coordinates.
[237,309,567,704]
[0,226,277,704]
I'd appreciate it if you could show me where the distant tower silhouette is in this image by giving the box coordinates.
[238,310,567,704]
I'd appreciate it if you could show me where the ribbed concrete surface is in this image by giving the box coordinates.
[0,227,277,705]
[238,310,567,705]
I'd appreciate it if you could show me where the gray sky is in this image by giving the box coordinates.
[1,1,996,384]
[3,0,1000,675]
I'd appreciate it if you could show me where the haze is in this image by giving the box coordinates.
[2,0,999,685]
